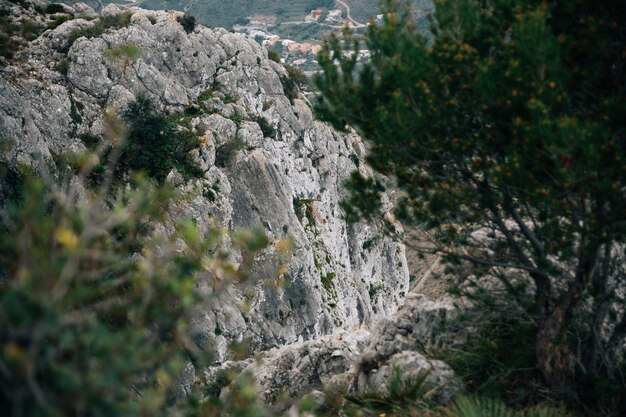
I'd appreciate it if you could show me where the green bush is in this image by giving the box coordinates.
[0,120,270,416]
[281,65,308,101]
[0,33,19,60]
[313,368,439,417]
[59,11,132,53]
[46,14,72,30]
[285,65,308,88]
[113,95,202,183]
[444,397,566,417]
[177,14,197,34]
[45,3,67,14]
[197,89,215,102]
[438,313,541,407]
[0,174,208,417]
[0,13,44,60]
[55,57,69,74]
[267,49,281,63]
[252,115,276,139]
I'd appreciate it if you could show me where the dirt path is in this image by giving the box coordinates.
[404,228,454,301]
[335,0,366,28]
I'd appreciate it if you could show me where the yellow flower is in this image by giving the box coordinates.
[54,227,79,249]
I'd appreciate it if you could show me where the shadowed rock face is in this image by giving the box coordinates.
[0,0,408,360]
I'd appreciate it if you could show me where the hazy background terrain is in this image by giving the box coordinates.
[64,0,433,29]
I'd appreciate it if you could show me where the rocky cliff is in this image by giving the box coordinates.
[0,0,409,361]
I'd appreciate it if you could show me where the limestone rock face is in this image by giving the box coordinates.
[202,295,464,411]
[359,294,463,363]
[0,0,409,358]
[242,330,370,409]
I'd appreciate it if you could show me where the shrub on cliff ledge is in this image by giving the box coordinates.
[177,13,197,34]
[115,95,202,183]
[316,0,626,412]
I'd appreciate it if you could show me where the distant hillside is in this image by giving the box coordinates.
[64,0,433,29]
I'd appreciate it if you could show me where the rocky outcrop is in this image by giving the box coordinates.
[0,0,408,360]
[198,295,464,411]
[355,294,464,404]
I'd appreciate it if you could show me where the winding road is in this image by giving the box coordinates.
[335,0,366,28]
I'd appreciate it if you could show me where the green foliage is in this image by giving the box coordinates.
[281,65,309,100]
[0,175,208,417]
[0,12,44,61]
[315,0,626,410]
[444,397,566,417]
[286,64,308,88]
[59,11,132,53]
[252,115,276,139]
[0,112,272,415]
[304,0,334,13]
[18,19,42,40]
[438,313,541,406]
[55,57,69,74]
[79,132,101,149]
[46,14,72,30]
[267,49,281,63]
[320,368,439,416]
[339,172,385,223]
[45,3,67,14]
[112,95,203,183]
[320,271,335,296]
[176,13,197,34]
[227,111,244,126]
[197,89,215,102]
[0,31,20,60]
[104,43,140,61]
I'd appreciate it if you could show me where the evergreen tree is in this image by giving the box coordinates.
[316,0,626,404]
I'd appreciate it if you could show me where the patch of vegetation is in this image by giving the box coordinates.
[226,111,244,126]
[443,397,566,417]
[304,0,334,13]
[349,153,360,168]
[206,369,231,398]
[184,104,203,117]
[267,49,281,63]
[345,369,437,414]
[69,94,84,126]
[58,11,132,54]
[111,95,202,183]
[228,337,258,361]
[317,1,626,413]
[0,160,270,417]
[361,237,376,250]
[176,13,197,34]
[281,65,308,101]
[437,313,541,407]
[0,12,45,61]
[104,43,140,62]
[252,115,276,139]
[81,96,203,187]
[262,100,274,111]
[79,133,101,149]
[46,14,72,31]
[197,90,215,102]
[215,137,245,168]
[44,3,67,14]
[320,271,336,298]
[203,180,221,201]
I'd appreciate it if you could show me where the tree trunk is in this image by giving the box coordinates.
[535,307,575,395]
